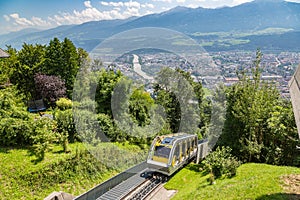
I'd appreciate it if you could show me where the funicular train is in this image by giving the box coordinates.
[147,133,208,176]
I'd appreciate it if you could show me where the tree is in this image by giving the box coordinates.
[153,67,206,136]
[43,38,63,76]
[43,38,86,98]
[129,88,155,126]
[266,102,299,166]
[5,44,43,97]
[34,73,66,106]
[61,38,80,97]
[0,87,32,145]
[95,68,123,115]
[0,46,15,86]
[219,49,299,165]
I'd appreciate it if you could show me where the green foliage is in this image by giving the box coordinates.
[56,97,72,110]
[20,149,106,188]
[95,68,123,115]
[265,103,300,166]
[2,38,88,100]
[219,49,299,166]
[75,108,102,145]
[55,98,76,148]
[0,55,12,85]
[31,118,57,160]
[129,88,154,126]
[154,67,208,135]
[54,108,77,143]
[203,146,241,180]
[0,87,32,145]
[9,44,46,98]
[0,87,60,150]
[0,142,146,199]
[43,38,85,98]
[97,113,118,141]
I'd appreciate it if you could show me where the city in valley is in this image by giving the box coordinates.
[114,51,300,98]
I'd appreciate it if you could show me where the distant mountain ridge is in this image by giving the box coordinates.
[1,0,300,52]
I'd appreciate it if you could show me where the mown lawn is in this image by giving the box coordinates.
[165,163,300,200]
[0,142,144,199]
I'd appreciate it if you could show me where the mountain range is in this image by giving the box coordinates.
[1,0,300,52]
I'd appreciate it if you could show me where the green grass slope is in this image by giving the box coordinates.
[165,163,300,200]
[0,142,145,199]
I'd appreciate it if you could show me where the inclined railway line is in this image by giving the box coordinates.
[96,170,167,200]
[75,166,167,200]
[124,173,167,200]
[75,135,208,200]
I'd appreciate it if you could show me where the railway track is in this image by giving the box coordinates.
[96,170,167,200]
[123,173,167,200]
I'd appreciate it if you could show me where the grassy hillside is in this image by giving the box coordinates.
[165,163,300,200]
[0,142,145,199]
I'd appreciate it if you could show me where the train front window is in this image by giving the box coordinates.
[154,146,171,158]
[161,137,174,145]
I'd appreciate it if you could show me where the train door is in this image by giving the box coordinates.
[172,143,180,167]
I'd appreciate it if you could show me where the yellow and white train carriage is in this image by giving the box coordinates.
[147,133,198,176]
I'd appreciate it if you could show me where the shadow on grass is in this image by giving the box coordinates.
[26,147,44,164]
[186,163,201,172]
[0,147,10,153]
[53,149,65,154]
[186,163,209,176]
[256,193,300,200]
[0,145,34,154]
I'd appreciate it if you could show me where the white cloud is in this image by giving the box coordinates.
[187,4,199,8]
[84,1,92,8]
[110,2,125,7]
[10,13,34,26]
[31,16,51,26]
[142,3,155,9]
[101,1,124,7]
[124,1,141,8]
[100,1,109,6]
[124,7,140,17]
[152,0,173,3]
[4,1,149,31]
[101,1,145,8]
[232,0,252,5]
[177,0,186,3]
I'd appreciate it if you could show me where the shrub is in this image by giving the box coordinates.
[56,98,72,110]
[31,117,58,160]
[97,113,117,141]
[203,146,241,182]
[0,87,33,146]
[54,109,77,143]
[20,149,107,188]
[34,73,66,106]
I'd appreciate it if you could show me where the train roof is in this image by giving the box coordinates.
[157,133,196,144]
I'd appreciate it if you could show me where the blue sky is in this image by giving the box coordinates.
[1,0,300,35]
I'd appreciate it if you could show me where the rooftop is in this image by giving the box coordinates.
[0,48,10,58]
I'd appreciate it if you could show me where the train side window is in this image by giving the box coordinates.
[182,141,186,158]
[187,140,191,150]
[174,144,180,158]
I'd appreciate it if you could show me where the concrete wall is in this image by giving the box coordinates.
[74,162,147,200]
